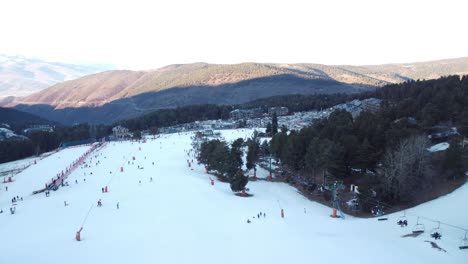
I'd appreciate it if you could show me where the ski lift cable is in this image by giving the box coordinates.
[354,190,468,232]
[80,203,94,228]
[107,147,140,186]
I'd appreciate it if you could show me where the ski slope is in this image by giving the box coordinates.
[0,129,466,264]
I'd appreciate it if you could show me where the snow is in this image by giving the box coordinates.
[0,127,18,138]
[0,129,467,264]
[0,156,36,173]
[428,142,450,152]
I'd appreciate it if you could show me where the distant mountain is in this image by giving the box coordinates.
[0,54,113,97]
[4,58,468,124]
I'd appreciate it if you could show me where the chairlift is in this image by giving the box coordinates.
[371,204,384,216]
[460,231,468,250]
[430,221,442,240]
[397,211,408,227]
[412,217,425,234]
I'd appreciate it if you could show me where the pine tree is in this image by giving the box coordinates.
[230,170,248,192]
[266,122,272,135]
[246,137,260,172]
[272,112,278,135]
[443,139,464,180]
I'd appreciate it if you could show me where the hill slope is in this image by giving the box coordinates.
[0,54,113,97]
[8,58,468,109]
[5,58,468,124]
[0,106,56,128]
[0,129,466,264]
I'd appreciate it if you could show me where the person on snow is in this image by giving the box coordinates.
[97,199,102,207]
[64,201,68,206]
[116,202,119,209]
[76,227,83,241]
[247,219,251,223]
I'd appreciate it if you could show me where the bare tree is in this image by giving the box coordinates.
[382,135,430,202]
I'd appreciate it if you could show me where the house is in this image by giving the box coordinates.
[112,125,131,139]
[268,107,289,116]
[428,126,459,141]
[23,125,54,134]
[202,129,214,136]
[361,98,382,113]
[229,108,263,120]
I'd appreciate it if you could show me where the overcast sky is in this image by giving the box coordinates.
[1,0,467,70]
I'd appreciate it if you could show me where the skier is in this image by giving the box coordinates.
[76,227,83,241]
[64,201,68,206]
[97,199,102,207]
[247,219,251,223]
[116,202,119,209]
[150,177,153,182]
[102,187,104,193]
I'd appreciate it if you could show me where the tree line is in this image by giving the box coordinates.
[268,75,467,205]
[0,124,110,163]
[194,132,262,192]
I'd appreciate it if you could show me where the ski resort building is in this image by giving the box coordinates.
[112,125,131,139]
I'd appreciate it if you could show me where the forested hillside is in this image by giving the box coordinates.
[268,75,468,209]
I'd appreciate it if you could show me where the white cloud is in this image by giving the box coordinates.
[0,0,467,70]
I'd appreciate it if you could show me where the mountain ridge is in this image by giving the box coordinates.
[0,54,114,97]
[7,57,468,109]
[3,57,468,124]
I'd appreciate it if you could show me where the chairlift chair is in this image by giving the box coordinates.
[412,217,425,234]
[371,204,384,216]
[460,231,468,250]
[430,222,442,240]
[397,211,408,227]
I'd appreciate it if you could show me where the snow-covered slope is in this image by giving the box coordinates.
[0,129,466,264]
[0,127,28,141]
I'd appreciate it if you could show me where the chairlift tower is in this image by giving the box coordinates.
[325,180,345,219]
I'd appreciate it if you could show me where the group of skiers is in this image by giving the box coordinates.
[11,196,23,203]
[1,195,24,215]
[247,212,266,223]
